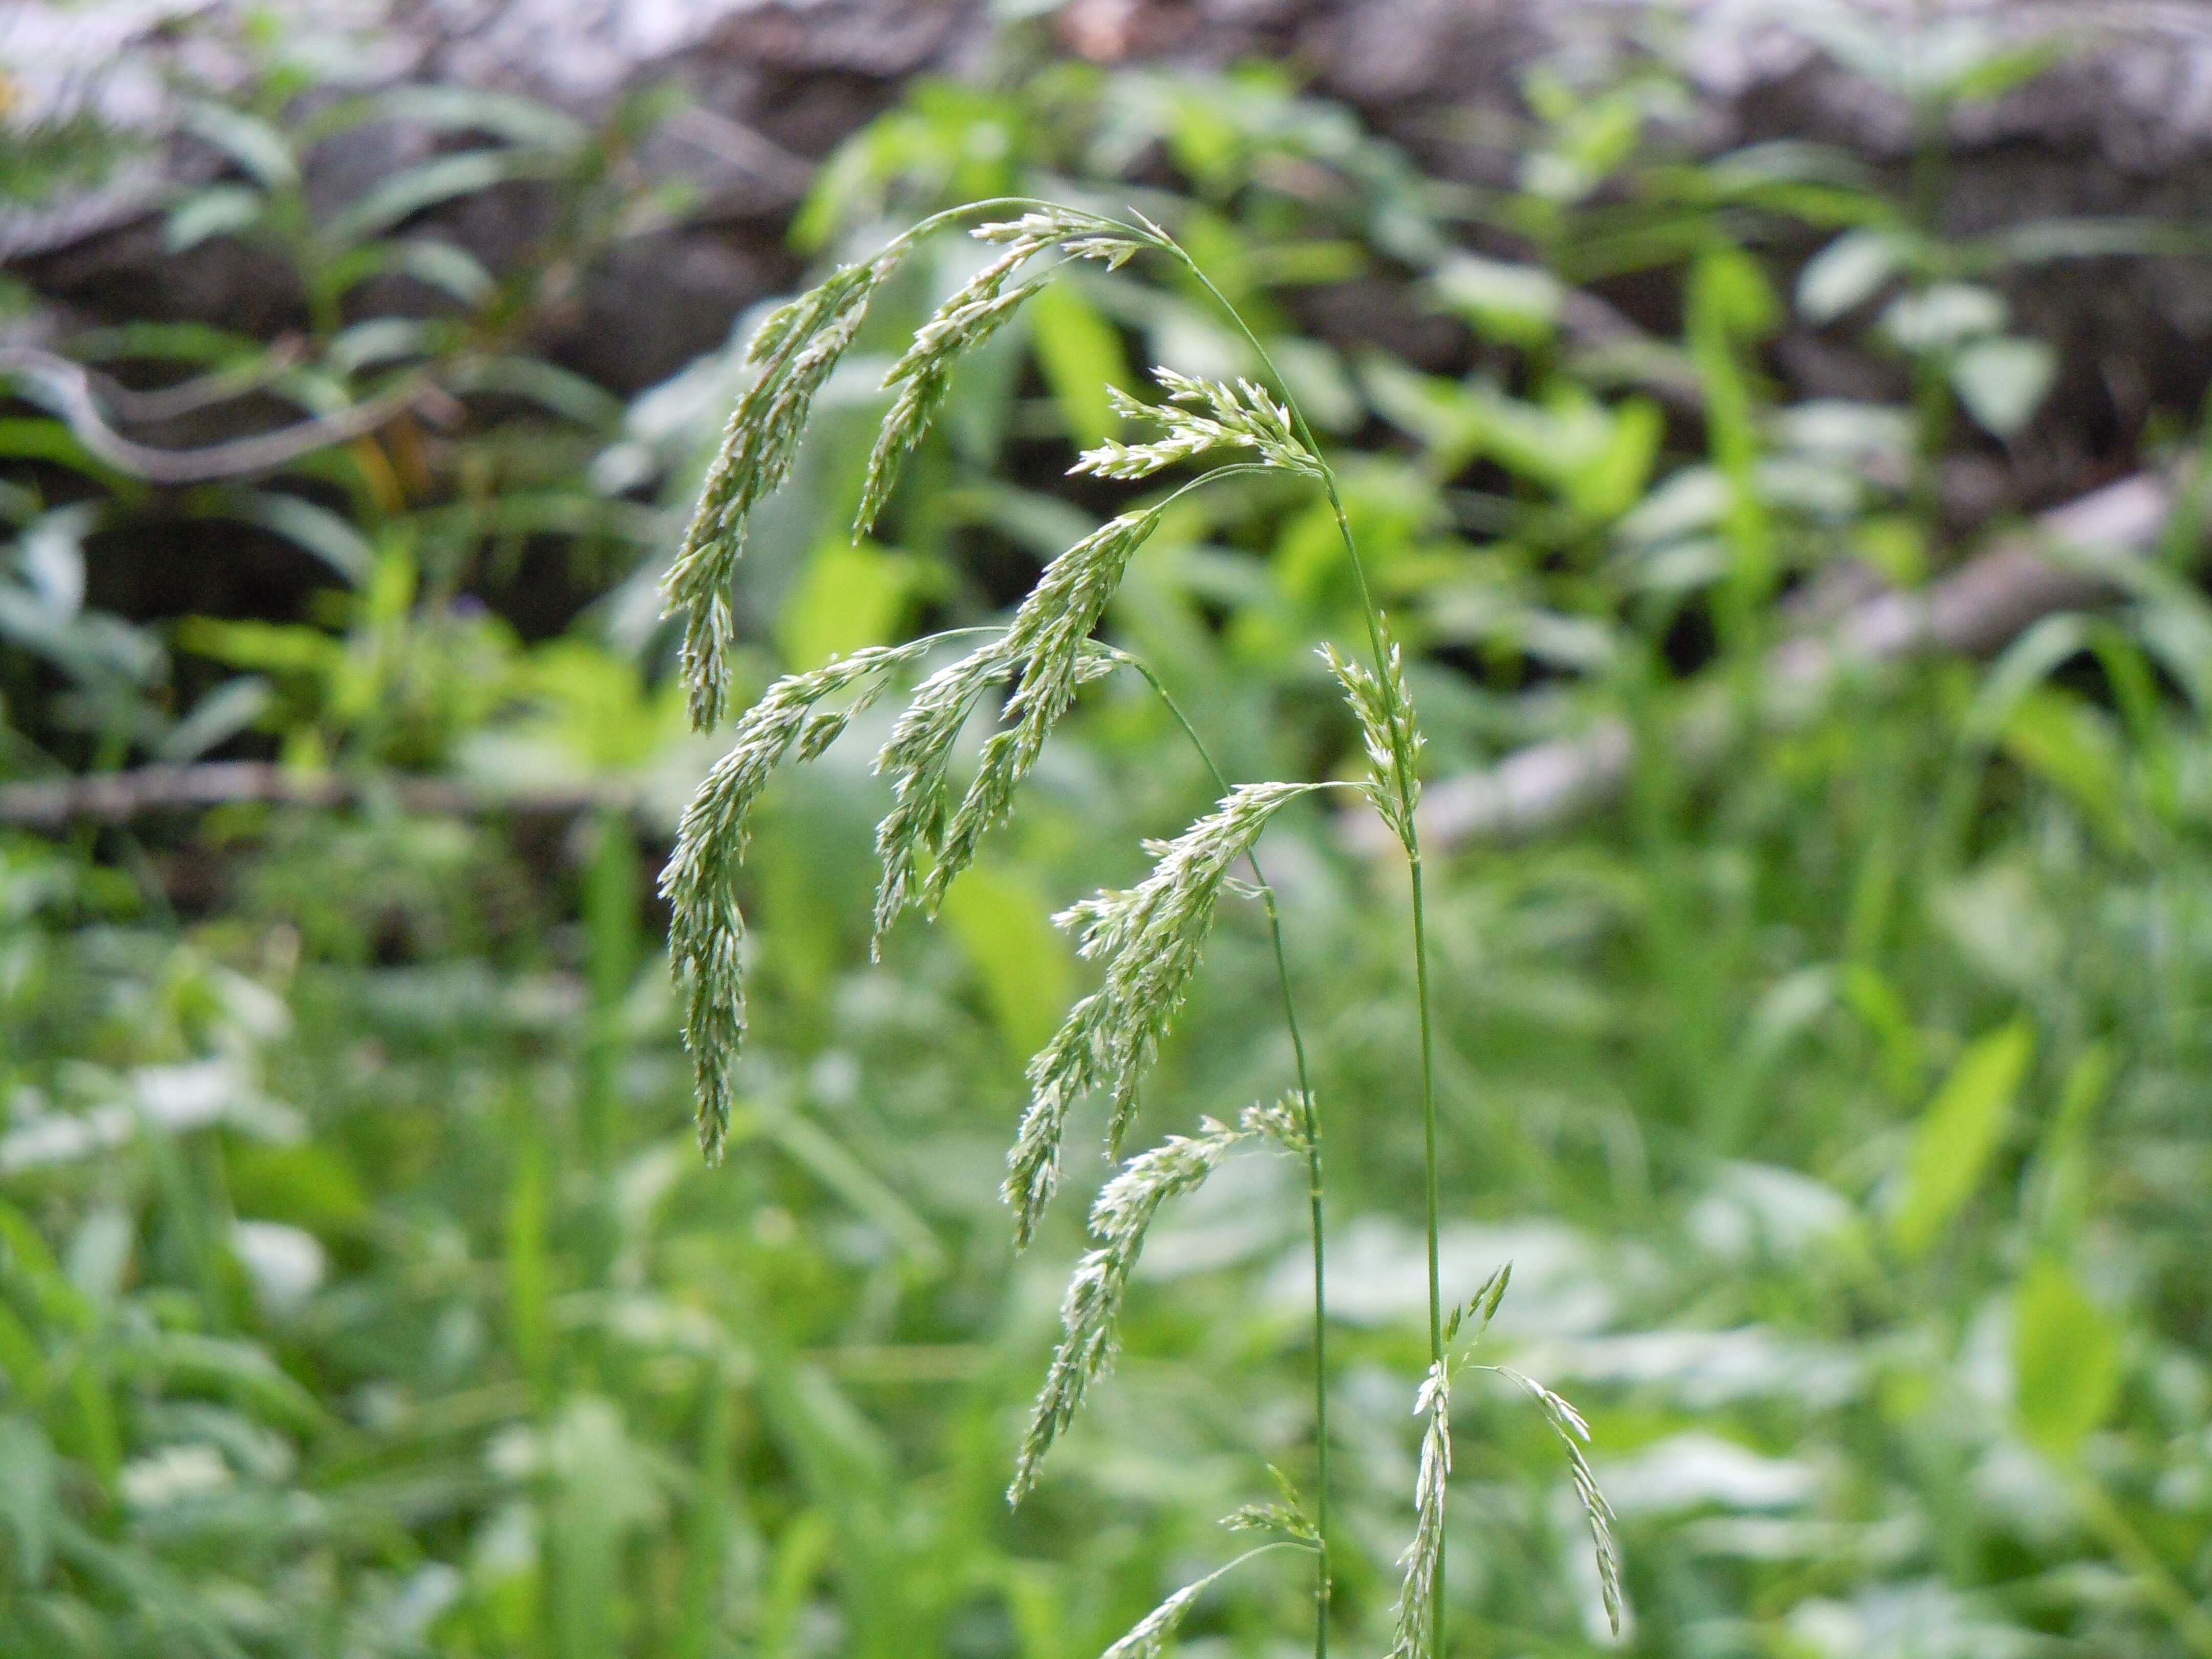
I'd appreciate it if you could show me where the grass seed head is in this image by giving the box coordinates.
[662,643,928,1160]
[1010,1115,1253,1503]
[665,255,900,730]
[1321,628,1423,844]
[1007,781,1317,1245]
[1072,367,1324,482]
[1387,1359,1453,1659]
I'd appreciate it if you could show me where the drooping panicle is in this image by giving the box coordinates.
[925,512,1165,911]
[1072,368,1324,483]
[1322,624,1423,845]
[856,207,1155,539]
[1501,1369,1624,1637]
[660,642,929,1160]
[664,254,902,730]
[1012,1109,1281,1502]
[1005,781,1320,1244]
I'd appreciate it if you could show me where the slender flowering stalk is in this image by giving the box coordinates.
[1490,1369,1624,1637]
[1099,1542,1312,1659]
[661,199,1621,1659]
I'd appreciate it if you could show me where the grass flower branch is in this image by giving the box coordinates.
[658,196,1618,1659]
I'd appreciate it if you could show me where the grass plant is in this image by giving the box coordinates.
[660,200,1620,1659]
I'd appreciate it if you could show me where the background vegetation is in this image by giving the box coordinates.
[3,7,2211,1657]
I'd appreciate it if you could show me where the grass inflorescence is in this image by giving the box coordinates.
[660,196,1620,1659]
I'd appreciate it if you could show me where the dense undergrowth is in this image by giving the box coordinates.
[4,11,2212,1658]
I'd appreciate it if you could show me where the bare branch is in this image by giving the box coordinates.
[0,345,444,483]
[0,762,630,830]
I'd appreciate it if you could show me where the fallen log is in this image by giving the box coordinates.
[1351,470,2185,856]
[0,760,628,830]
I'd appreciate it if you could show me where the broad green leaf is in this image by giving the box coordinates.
[393,238,497,306]
[1027,281,1130,450]
[940,862,1073,1060]
[2013,1257,2119,1456]
[164,185,265,253]
[443,355,625,429]
[323,148,558,248]
[1949,335,2056,436]
[156,676,271,762]
[184,102,299,190]
[1881,283,2006,353]
[218,491,375,584]
[375,84,587,154]
[1688,246,1781,341]
[2001,686,2130,849]
[1889,1020,2032,1258]
[775,538,918,671]
[1796,229,1904,324]
[1433,252,1562,347]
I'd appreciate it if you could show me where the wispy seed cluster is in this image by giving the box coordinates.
[666,254,901,730]
[856,208,1155,537]
[1011,1103,1288,1502]
[660,642,929,1161]
[665,205,1154,733]
[1498,1368,1624,1637]
[1387,1359,1453,1659]
[1073,368,1324,482]
[1006,781,1322,1245]
[1322,631,1423,845]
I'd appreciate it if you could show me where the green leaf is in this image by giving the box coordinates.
[323,148,558,249]
[374,84,587,154]
[775,538,919,671]
[1027,281,1130,450]
[164,185,265,253]
[184,103,299,190]
[2013,1257,2119,1456]
[1948,335,2056,436]
[216,490,375,584]
[1432,252,1562,348]
[940,862,1073,1061]
[0,1414,57,1585]
[1889,1020,2033,1258]
[393,239,498,307]
[2001,686,2131,849]
[1796,229,1905,324]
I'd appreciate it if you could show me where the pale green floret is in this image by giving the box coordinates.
[1011,1105,1287,1503]
[660,642,929,1161]
[1073,367,1324,483]
[871,636,1121,952]
[1005,780,1322,1243]
[1321,630,1423,844]
[1386,1360,1452,1659]
[665,255,900,730]
[870,642,1019,950]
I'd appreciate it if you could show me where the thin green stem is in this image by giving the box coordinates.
[1116,649,1332,1655]
[2067,1463,2212,1659]
[1166,232,1445,1659]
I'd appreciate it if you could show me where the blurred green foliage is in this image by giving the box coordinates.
[4,11,2212,1659]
